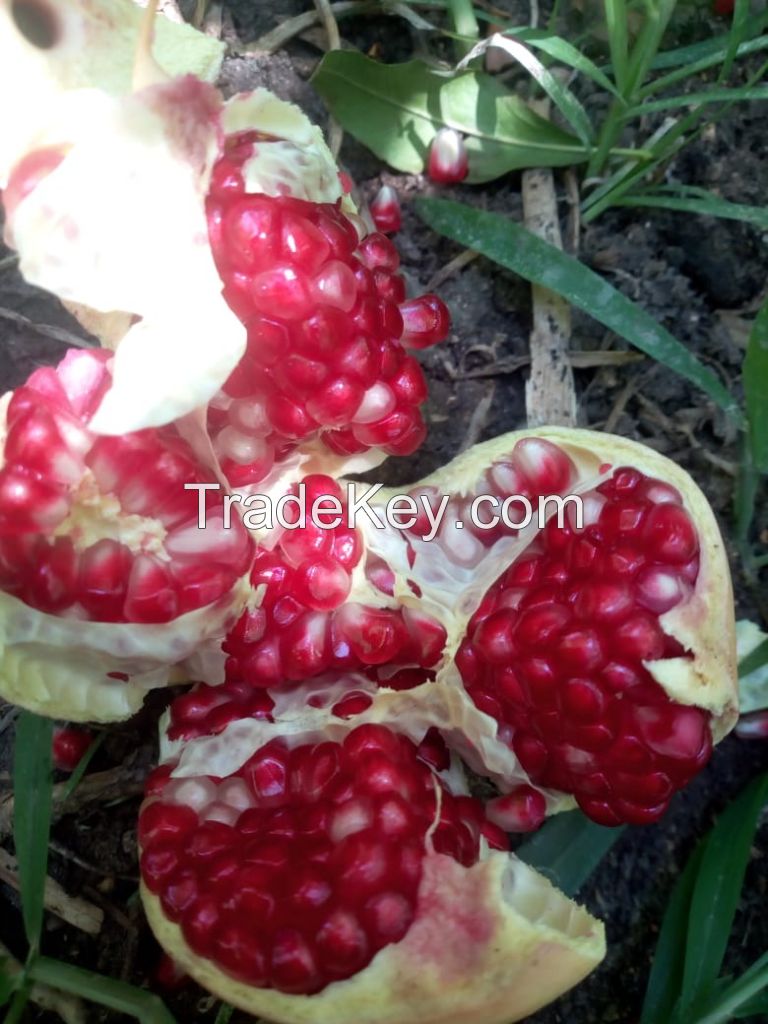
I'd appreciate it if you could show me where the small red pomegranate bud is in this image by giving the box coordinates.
[487,786,547,833]
[52,726,93,773]
[427,128,469,184]
[370,185,402,234]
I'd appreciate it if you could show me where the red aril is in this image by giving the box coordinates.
[204,134,450,489]
[0,348,252,721]
[52,725,93,772]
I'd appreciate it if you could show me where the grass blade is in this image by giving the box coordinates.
[696,950,768,1023]
[0,960,19,1007]
[463,34,594,145]
[640,843,704,1024]
[516,810,625,896]
[629,84,768,114]
[415,198,743,422]
[501,28,622,98]
[28,958,178,1024]
[721,0,754,82]
[2,985,31,1024]
[740,638,768,679]
[744,294,768,474]
[613,189,768,230]
[13,712,54,951]
[604,0,629,91]
[213,1002,235,1024]
[648,11,768,71]
[678,773,768,1017]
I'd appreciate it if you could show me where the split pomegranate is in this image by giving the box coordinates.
[204,133,450,488]
[0,348,252,720]
[140,712,605,1022]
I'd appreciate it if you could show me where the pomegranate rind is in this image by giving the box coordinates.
[141,851,604,1024]
[0,0,224,186]
[363,427,737,739]
[0,577,250,722]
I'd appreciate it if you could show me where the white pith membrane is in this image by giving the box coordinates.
[0,0,224,185]
[0,354,253,723]
[141,712,605,1024]
[2,5,350,438]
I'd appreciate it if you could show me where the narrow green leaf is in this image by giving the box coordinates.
[415,198,743,422]
[629,84,768,115]
[28,958,178,1024]
[696,950,768,1024]
[744,295,768,474]
[464,34,594,145]
[13,712,54,951]
[640,844,704,1024]
[740,638,768,680]
[733,986,768,1018]
[2,984,31,1024]
[516,810,625,896]
[311,51,587,183]
[614,190,768,230]
[604,0,629,91]
[721,0,755,82]
[214,1002,235,1024]
[648,12,768,71]
[679,774,768,1017]
[60,732,104,804]
[502,28,622,98]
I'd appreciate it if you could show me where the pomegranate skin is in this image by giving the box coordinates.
[141,713,605,1024]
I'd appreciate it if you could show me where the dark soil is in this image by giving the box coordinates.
[1,2,767,1023]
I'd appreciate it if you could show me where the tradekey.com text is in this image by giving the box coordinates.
[185,483,585,541]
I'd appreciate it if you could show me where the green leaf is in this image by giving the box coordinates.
[13,712,54,951]
[744,294,768,474]
[214,1002,235,1024]
[502,28,622,98]
[678,773,768,1018]
[614,189,768,230]
[516,810,625,896]
[721,0,755,82]
[740,638,768,680]
[2,984,31,1024]
[28,958,178,1024]
[648,13,768,71]
[462,34,594,145]
[604,0,629,91]
[415,198,743,422]
[695,950,768,1024]
[311,51,587,183]
[733,986,768,1018]
[629,84,768,115]
[640,844,705,1024]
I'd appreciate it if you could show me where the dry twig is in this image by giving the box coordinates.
[426,249,480,292]
[0,849,103,935]
[244,1,373,55]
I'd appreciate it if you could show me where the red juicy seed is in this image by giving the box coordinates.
[457,458,710,826]
[205,161,449,485]
[145,723,492,995]
[370,185,402,235]
[76,539,133,621]
[138,802,198,849]
[52,727,93,773]
[399,295,451,349]
[487,787,547,833]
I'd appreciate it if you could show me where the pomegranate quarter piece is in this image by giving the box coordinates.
[0,349,252,721]
[347,427,737,826]
[140,714,605,1024]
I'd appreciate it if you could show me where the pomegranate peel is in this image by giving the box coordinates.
[141,713,604,1022]
[0,0,224,186]
[141,851,603,1024]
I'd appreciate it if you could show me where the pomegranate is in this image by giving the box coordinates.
[203,132,449,491]
[220,429,736,826]
[52,725,93,772]
[0,348,252,721]
[427,128,470,184]
[140,710,605,1022]
[370,185,402,234]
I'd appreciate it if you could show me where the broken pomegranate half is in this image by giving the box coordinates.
[0,348,252,721]
[221,428,736,826]
[140,712,604,1023]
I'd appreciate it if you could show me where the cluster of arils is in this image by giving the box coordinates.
[0,6,738,1022]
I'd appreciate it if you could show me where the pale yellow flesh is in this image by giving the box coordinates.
[142,851,605,1024]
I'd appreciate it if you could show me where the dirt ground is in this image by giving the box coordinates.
[1,2,767,1022]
